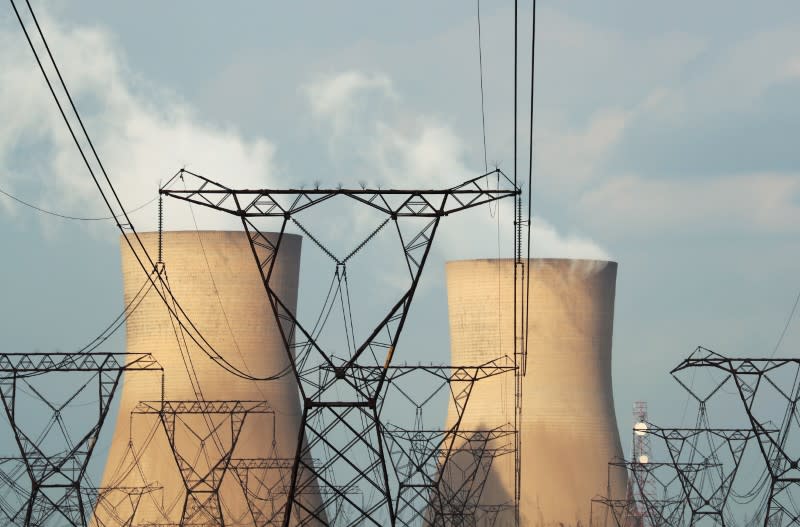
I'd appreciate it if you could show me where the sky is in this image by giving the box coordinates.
[1,0,799,519]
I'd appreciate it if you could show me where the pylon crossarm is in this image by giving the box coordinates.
[161,169,519,218]
[132,400,273,415]
[0,352,160,373]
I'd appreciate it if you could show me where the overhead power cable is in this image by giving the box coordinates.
[476,0,488,174]
[10,0,288,382]
[0,184,156,221]
[771,287,800,357]
[524,0,536,375]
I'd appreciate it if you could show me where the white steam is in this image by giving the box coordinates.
[0,12,279,233]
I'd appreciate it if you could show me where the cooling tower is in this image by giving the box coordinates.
[444,258,627,527]
[97,231,320,526]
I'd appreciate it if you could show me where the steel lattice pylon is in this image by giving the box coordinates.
[590,496,638,527]
[132,400,273,527]
[0,457,27,526]
[672,347,800,527]
[229,458,294,527]
[593,459,721,527]
[642,424,755,526]
[431,427,515,527]
[369,361,515,526]
[0,353,161,527]
[83,485,160,527]
[160,168,519,526]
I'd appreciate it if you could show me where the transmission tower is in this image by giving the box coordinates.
[159,168,519,526]
[672,347,800,526]
[230,457,354,527]
[0,457,27,526]
[0,352,161,527]
[642,423,756,526]
[431,426,515,527]
[131,400,273,527]
[83,485,160,527]
[229,458,294,527]
[593,459,721,527]
[371,360,514,526]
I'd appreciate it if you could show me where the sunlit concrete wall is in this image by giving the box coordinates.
[444,258,627,527]
[97,231,320,526]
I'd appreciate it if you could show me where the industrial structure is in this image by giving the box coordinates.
[672,348,800,526]
[443,258,627,526]
[157,169,521,526]
[0,352,161,527]
[95,231,321,526]
[9,0,800,524]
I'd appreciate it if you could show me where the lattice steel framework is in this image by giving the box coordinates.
[0,353,161,527]
[592,459,726,527]
[370,361,514,527]
[160,169,520,526]
[590,496,638,527]
[132,401,273,527]
[229,458,294,527]
[642,423,755,526]
[672,347,800,527]
[84,485,160,527]
[431,426,515,527]
[0,457,27,526]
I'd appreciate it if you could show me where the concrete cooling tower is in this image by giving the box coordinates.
[97,231,320,526]
[444,258,626,527]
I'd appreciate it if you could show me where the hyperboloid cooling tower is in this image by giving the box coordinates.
[97,231,320,526]
[444,258,627,527]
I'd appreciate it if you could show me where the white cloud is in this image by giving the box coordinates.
[577,172,800,236]
[303,70,611,262]
[304,71,394,136]
[0,11,280,233]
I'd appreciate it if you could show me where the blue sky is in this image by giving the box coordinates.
[1,1,799,505]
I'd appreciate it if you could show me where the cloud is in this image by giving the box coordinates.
[0,11,280,233]
[576,172,800,237]
[303,70,611,262]
[304,70,472,188]
[304,71,394,136]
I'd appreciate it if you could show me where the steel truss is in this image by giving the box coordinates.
[84,485,160,527]
[229,457,296,527]
[590,496,639,527]
[600,459,723,527]
[473,504,515,527]
[0,457,27,526]
[132,401,273,527]
[160,169,519,526]
[366,361,514,527]
[431,426,515,527]
[672,347,800,527]
[230,458,363,527]
[641,423,755,526]
[0,353,161,527]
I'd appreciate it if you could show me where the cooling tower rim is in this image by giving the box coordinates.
[121,230,302,241]
[446,257,617,267]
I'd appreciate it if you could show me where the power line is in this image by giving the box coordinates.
[524,0,536,376]
[771,288,800,357]
[476,0,488,174]
[0,184,156,221]
[11,0,286,382]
